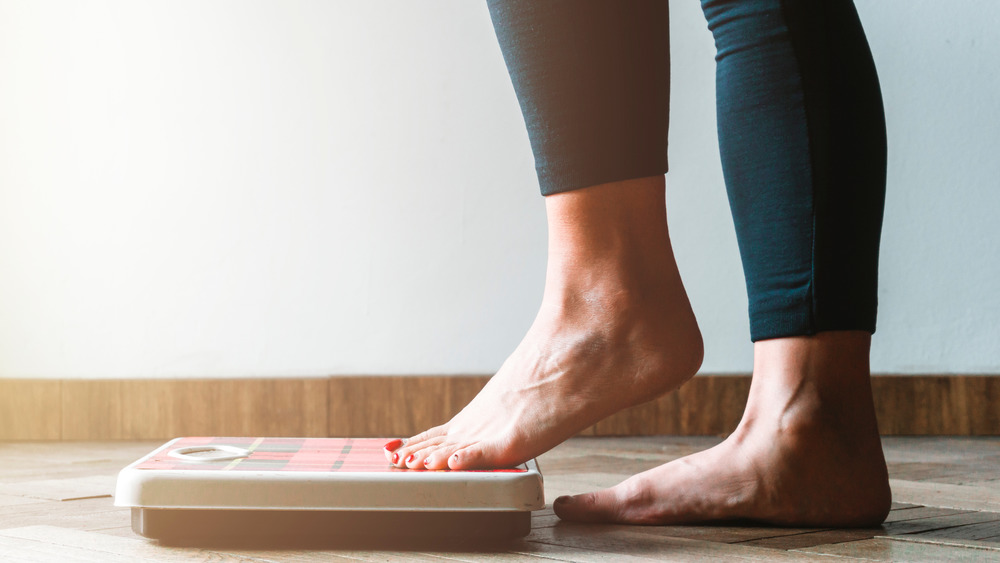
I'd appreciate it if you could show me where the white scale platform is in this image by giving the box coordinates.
[114,437,544,545]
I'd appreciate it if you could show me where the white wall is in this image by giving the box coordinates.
[0,1,997,378]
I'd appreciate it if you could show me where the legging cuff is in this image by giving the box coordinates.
[487,0,671,197]
[749,297,878,341]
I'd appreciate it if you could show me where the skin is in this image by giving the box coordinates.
[385,175,891,527]
[553,332,892,527]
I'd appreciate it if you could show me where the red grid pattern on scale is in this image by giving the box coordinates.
[135,437,527,473]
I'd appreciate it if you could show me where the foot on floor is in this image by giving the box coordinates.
[553,332,892,528]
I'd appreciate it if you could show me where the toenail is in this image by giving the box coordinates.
[392,452,399,464]
[383,439,403,451]
[406,454,415,464]
[423,458,431,466]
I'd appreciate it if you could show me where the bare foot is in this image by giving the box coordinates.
[385,177,703,470]
[553,332,892,527]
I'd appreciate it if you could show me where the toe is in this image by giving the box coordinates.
[447,441,511,470]
[553,475,658,524]
[422,440,472,470]
[393,436,446,468]
[553,489,623,523]
[403,451,422,469]
[382,438,404,463]
[421,450,448,470]
[403,444,439,469]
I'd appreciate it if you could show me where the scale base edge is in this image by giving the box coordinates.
[132,507,532,545]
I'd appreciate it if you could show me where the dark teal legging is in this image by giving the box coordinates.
[487,0,887,342]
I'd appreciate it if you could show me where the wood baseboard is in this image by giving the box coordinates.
[1,375,997,440]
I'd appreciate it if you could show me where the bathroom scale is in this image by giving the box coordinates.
[114,437,544,545]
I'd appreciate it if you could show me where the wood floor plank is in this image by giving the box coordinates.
[0,525,266,562]
[529,526,838,561]
[58,509,131,533]
[225,549,549,563]
[962,479,1000,492]
[0,498,122,530]
[889,458,1000,485]
[516,541,681,562]
[542,473,627,503]
[924,464,1000,486]
[0,534,108,563]
[883,505,974,523]
[882,436,1000,465]
[737,528,880,550]
[87,526,135,539]
[887,461,958,481]
[885,534,1000,552]
[0,441,158,466]
[225,548,452,562]
[542,436,722,459]
[881,510,1000,536]
[902,518,1000,542]
[744,510,1000,550]
[0,475,114,501]
[376,551,546,563]
[629,523,828,545]
[891,479,1000,511]
[0,494,39,507]
[0,464,128,484]
[797,537,1000,561]
[538,455,666,476]
[531,515,561,529]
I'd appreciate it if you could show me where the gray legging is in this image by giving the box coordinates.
[487,0,887,342]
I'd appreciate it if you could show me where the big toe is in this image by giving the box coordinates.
[404,425,448,449]
[553,488,624,523]
[447,441,514,470]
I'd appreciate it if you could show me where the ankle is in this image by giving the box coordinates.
[752,332,871,383]
[752,332,871,399]
[738,332,880,433]
[544,176,677,283]
[542,178,689,313]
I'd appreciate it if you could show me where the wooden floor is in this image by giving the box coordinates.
[1,437,999,561]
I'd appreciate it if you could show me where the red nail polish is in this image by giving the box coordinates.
[383,439,403,451]
[423,458,430,466]
[392,452,399,464]
[406,454,415,464]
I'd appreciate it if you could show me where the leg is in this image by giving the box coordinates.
[387,1,703,470]
[555,0,891,526]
